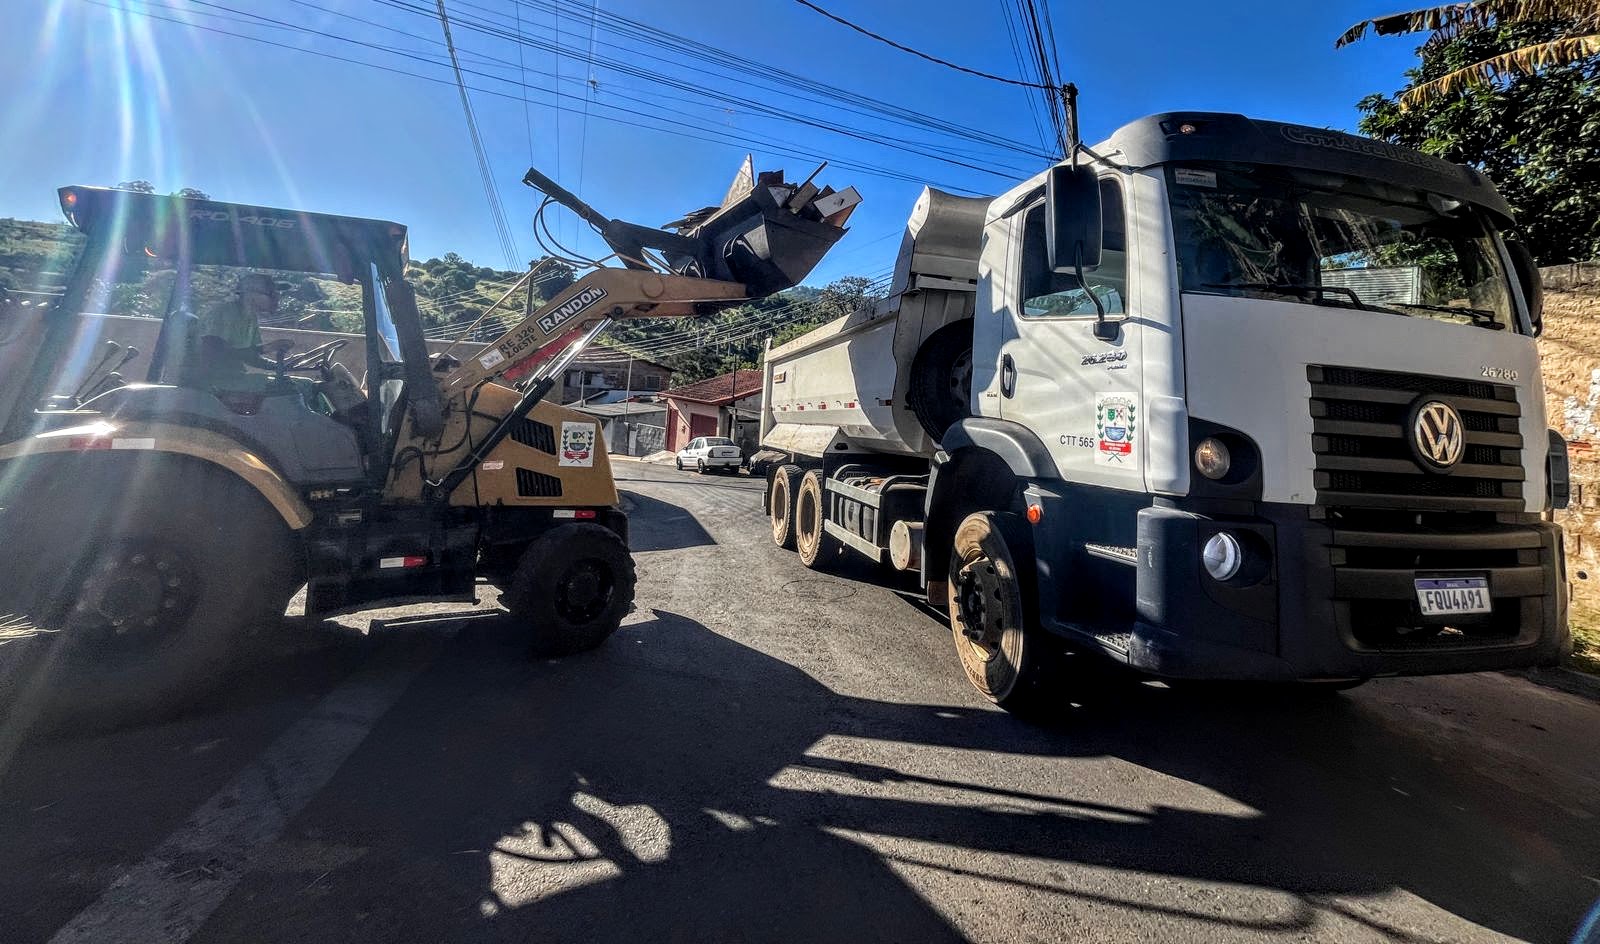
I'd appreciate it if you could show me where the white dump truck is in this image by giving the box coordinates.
[756,112,1572,711]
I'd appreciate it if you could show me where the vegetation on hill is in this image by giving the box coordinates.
[0,215,886,384]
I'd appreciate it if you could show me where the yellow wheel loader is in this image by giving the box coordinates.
[0,165,856,722]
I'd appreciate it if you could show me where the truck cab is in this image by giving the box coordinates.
[760,112,1571,708]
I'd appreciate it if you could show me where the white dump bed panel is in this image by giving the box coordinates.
[766,310,921,454]
[760,186,991,459]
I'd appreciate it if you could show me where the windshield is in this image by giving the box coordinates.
[705,437,734,446]
[1167,163,1517,331]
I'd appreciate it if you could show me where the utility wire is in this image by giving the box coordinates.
[435,0,520,267]
[96,1,976,191]
[791,0,1060,90]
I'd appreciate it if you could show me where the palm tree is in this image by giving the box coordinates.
[1338,1,1600,106]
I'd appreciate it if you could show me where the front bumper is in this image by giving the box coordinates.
[1035,497,1569,680]
[1136,504,1568,679]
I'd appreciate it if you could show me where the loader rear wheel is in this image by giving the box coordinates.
[769,463,802,550]
[0,460,300,732]
[947,511,1054,715]
[794,470,838,570]
[503,523,635,657]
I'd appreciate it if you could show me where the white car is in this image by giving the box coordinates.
[676,436,743,473]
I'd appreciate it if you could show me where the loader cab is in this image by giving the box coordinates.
[0,186,435,486]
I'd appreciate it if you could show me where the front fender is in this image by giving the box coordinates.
[0,420,313,529]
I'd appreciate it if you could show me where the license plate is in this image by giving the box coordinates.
[1414,577,1491,617]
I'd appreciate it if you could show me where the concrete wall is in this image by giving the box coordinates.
[13,311,491,398]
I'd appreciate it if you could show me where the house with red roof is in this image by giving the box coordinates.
[661,368,765,454]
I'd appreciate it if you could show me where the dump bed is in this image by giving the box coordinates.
[760,188,989,459]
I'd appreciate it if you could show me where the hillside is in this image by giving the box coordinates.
[0,217,876,384]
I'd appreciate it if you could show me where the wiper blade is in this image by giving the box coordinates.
[1201,281,1371,308]
[1384,302,1505,328]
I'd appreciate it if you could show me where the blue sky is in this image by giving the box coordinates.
[0,1,1426,286]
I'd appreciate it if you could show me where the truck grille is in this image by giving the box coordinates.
[1308,365,1524,512]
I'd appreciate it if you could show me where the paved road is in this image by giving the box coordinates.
[2,459,1598,943]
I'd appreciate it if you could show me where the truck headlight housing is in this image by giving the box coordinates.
[1194,438,1231,480]
[1202,532,1243,581]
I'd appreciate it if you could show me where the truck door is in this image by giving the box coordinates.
[996,175,1146,493]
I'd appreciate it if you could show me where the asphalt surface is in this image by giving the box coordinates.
[2,458,1599,943]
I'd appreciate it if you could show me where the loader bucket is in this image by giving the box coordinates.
[687,180,857,298]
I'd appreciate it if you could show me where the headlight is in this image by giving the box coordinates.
[1194,437,1231,480]
[1202,532,1242,581]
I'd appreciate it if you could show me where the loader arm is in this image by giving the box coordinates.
[382,267,748,504]
[441,268,746,393]
[383,158,858,504]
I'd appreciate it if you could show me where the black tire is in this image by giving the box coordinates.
[906,323,974,444]
[794,470,838,570]
[947,511,1054,713]
[501,522,636,657]
[696,459,707,474]
[769,464,802,550]
[675,458,683,471]
[0,458,300,732]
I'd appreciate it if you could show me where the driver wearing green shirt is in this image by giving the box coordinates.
[197,272,274,364]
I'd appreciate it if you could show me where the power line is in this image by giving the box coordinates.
[97,0,981,192]
[435,0,519,267]
[108,0,1008,191]
[470,0,1051,162]
[791,0,1060,90]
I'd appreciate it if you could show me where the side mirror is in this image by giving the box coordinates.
[1506,240,1544,336]
[1046,164,1102,273]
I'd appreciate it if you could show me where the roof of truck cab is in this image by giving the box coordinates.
[1099,113,1513,219]
[56,186,410,278]
[989,113,1515,223]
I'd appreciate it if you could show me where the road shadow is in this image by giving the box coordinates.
[179,609,1592,944]
[621,489,718,552]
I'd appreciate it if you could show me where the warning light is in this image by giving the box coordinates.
[1178,123,1198,135]
[1026,504,1043,525]
[63,191,78,206]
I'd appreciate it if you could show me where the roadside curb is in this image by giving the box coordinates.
[1511,665,1600,701]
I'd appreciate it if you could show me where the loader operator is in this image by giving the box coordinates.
[191,273,282,381]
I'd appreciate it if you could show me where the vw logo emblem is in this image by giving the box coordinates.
[1412,400,1465,470]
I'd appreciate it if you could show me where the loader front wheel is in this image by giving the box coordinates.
[0,460,301,732]
[503,523,636,657]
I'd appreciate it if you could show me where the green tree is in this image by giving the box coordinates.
[1352,16,1600,262]
[1340,1,1600,106]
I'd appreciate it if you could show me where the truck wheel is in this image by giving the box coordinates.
[947,511,1053,714]
[502,522,636,657]
[0,462,300,732]
[769,464,802,549]
[906,323,974,443]
[794,470,839,569]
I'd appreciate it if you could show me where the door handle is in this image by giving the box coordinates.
[1000,354,1016,398]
